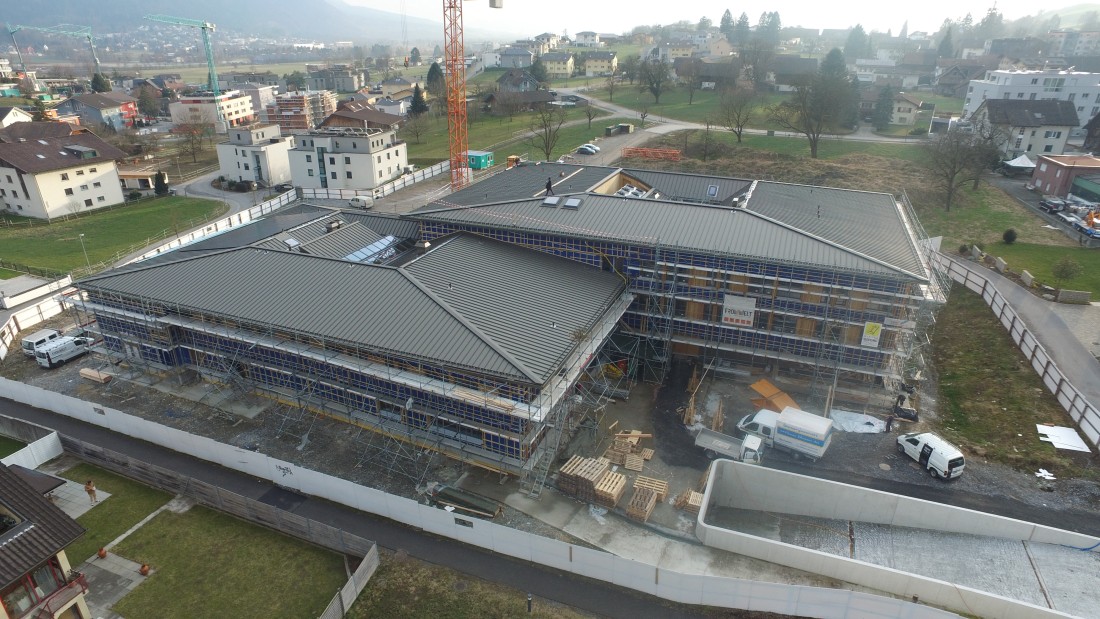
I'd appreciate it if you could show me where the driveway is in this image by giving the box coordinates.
[176,170,260,215]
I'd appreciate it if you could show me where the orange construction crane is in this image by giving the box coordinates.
[443,0,502,191]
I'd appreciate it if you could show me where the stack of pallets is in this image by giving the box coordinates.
[674,489,704,515]
[627,487,658,522]
[594,471,626,508]
[557,456,610,503]
[633,476,669,502]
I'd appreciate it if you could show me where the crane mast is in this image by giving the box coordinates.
[143,14,220,96]
[6,23,102,75]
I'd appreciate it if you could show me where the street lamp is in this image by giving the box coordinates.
[78,233,91,270]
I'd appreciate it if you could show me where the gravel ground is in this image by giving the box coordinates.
[5,314,1099,539]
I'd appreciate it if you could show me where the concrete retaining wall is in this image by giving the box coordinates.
[0,378,958,619]
[696,461,1082,619]
[1056,289,1091,304]
[1,275,72,310]
[1021,270,1034,287]
[0,430,63,469]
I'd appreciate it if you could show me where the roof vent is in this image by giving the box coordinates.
[326,220,344,232]
[541,196,560,207]
[561,197,582,210]
[284,238,301,251]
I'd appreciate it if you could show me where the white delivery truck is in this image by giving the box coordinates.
[21,328,61,357]
[737,407,833,461]
[694,428,764,463]
[35,336,92,369]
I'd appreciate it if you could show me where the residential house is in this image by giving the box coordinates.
[321,101,404,132]
[584,51,617,77]
[379,77,420,98]
[534,33,560,50]
[0,131,125,219]
[1028,154,1100,197]
[1046,31,1100,56]
[237,83,279,123]
[499,47,535,69]
[934,58,994,98]
[55,93,136,130]
[969,99,1080,158]
[0,463,90,619]
[216,123,295,186]
[168,90,255,133]
[697,57,741,89]
[891,93,923,125]
[963,69,1100,131]
[307,65,363,92]
[704,38,735,58]
[373,98,409,117]
[540,52,574,79]
[496,69,542,93]
[0,106,33,128]
[653,41,696,63]
[770,55,820,92]
[485,90,554,114]
[514,40,550,56]
[265,90,338,132]
[289,127,408,190]
[0,121,86,143]
[575,32,602,48]
[218,71,281,90]
[481,51,502,68]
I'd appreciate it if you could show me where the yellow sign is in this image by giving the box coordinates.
[861,322,883,347]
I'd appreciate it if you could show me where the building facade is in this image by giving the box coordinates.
[575,32,602,48]
[55,94,136,130]
[215,123,295,186]
[585,51,618,77]
[540,53,574,79]
[168,90,255,133]
[970,99,1079,158]
[1028,154,1100,197]
[963,69,1100,131]
[236,83,279,124]
[265,90,338,132]
[0,133,126,219]
[288,127,408,190]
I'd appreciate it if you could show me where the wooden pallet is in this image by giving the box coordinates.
[602,447,626,466]
[633,475,669,502]
[627,487,658,522]
[640,447,654,461]
[595,471,626,508]
[558,456,609,503]
[624,454,644,472]
[611,438,635,454]
[674,489,704,515]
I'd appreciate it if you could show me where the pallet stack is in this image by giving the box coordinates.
[674,489,704,515]
[557,456,610,503]
[594,470,627,508]
[627,487,658,522]
[633,475,669,502]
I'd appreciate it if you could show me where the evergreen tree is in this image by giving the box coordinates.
[154,170,169,196]
[873,86,895,130]
[409,84,429,116]
[137,86,159,117]
[410,47,422,65]
[90,73,111,93]
[844,25,869,60]
[529,57,548,83]
[733,13,752,46]
[938,28,955,58]
[720,9,735,42]
[426,62,445,98]
[31,98,48,122]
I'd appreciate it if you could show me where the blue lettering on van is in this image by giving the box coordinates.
[776,426,827,447]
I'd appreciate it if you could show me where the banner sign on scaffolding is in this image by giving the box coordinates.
[862,322,883,347]
[722,295,756,327]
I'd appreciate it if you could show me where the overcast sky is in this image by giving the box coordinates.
[344,0,1087,38]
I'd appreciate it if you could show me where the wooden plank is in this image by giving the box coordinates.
[614,432,652,439]
[633,475,669,502]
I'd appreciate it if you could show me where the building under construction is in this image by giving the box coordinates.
[70,163,946,489]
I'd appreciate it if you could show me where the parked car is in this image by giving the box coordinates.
[580,143,601,152]
[1057,212,1084,227]
[896,432,965,479]
[576,145,597,155]
[1040,198,1068,213]
[1073,220,1100,237]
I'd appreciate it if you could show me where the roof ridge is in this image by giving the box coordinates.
[398,254,541,383]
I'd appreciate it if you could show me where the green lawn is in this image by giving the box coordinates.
[933,285,1094,477]
[0,96,37,106]
[0,197,227,273]
[0,435,25,458]
[981,241,1100,293]
[705,131,931,162]
[0,268,20,279]
[58,463,172,563]
[588,86,790,129]
[917,93,966,117]
[112,506,346,619]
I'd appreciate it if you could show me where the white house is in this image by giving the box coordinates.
[216,123,295,186]
[963,69,1100,132]
[288,127,408,191]
[0,133,126,219]
[575,31,602,48]
[0,106,33,128]
[969,99,1080,159]
[168,90,255,133]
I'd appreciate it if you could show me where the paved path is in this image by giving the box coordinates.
[0,398,703,619]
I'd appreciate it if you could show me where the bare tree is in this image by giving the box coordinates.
[401,114,430,144]
[605,73,617,102]
[583,105,598,129]
[527,105,568,161]
[679,58,701,104]
[639,105,649,129]
[716,87,757,142]
[922,128,999,210]
[493,91,523,121]
[638,59,673,104]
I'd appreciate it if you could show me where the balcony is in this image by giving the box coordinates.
[27,572,87,619]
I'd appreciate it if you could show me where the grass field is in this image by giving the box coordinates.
[0,435,25,458]
[0,197,227,273]
[58,463,172,563]
[112,506,346,619]
[932,285,1097,478]
[980,241,1100,292]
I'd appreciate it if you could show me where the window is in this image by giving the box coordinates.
[1080,106,1085,112]
[60,173,69,181]
[377,155,381,163]
[1031,78,1039,84]
[84,198,92,206]
[329,157,335,165]
[1017,92,1024,98]
[1084,93,1091,100]
[5,175,10,183]
[1044,145,1054,152]
[94,181,101,188]
[80,184,88,191]
[387,152,391,159]
[379,171,383,178]
[1044,130,1062,139]
[65,188,74,196]
[344,156,351,164]
[244,164,250,170]
[1030,93,1037,100]
[346,171,353,179]
[306,155,312,162]
[76,169,84,176]
[1070,93,1077,101]
[1003,93,1010,99]
[97,195,105,202]
[330,171,337,179]
[1014,138,1023,149]
[308,169,314,176]
[89,167,96,172]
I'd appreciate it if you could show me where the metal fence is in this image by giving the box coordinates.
[298,160,450,202]
[58,436,378,618]
[932,252,1100,449]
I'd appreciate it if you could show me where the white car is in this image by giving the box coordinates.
[580,143,601,152]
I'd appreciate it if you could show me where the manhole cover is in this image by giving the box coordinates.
[879,463,892,471]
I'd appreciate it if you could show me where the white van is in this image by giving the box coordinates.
[35,336,92,369]
[348,195,374,209]
[896,432,966,480]
[21,328,62,357]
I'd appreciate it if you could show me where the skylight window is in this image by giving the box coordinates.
[344,235,398,263]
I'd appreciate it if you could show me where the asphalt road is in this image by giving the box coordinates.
[0,397,707,619]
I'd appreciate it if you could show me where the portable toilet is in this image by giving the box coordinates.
[466,150,494,170]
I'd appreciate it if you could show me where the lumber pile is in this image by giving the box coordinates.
[606,430,650,465]
[594,471,626,508]
[627,487,657,522]
[749,378,799,413]
[557,456,610,503]
[674,489,704,515]
[633,475,669,502]
[79,368,112,384]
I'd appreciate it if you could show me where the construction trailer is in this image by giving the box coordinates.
[71,222,631,497]
[411,164,948,402]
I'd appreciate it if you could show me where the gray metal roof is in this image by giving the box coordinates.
[412,195,924,280]
[425,162,615,207]
[744,181,928,279]
[621,169,753,204]
[257,221,385,259]
[81,233,627,384]
[405,234,628,382]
